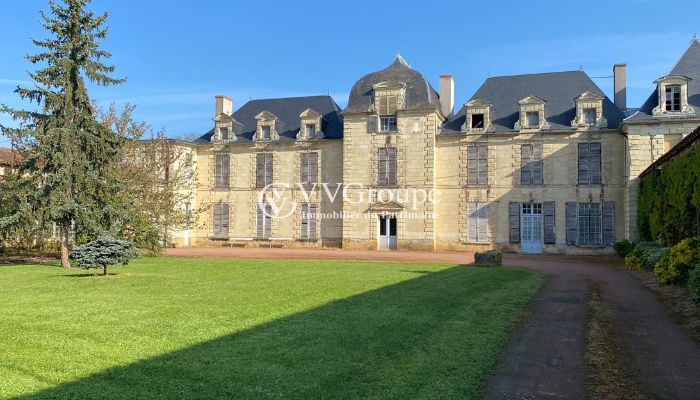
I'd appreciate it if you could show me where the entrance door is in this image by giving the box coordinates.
[378,215,397,250]
[521,203,543,254]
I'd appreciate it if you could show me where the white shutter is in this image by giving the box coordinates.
[467,202,477,242]
[477,202,488,242]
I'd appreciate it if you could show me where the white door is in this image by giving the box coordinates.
[378,215,397,250]
[521,203,543,254]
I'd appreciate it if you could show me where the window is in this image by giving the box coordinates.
[256,203,272,239]
[471,113,485,129]
[215,153,230,188]
[466,202,488,243]
[300,152,318,187]
[578,142,602,185]
[666,85,681,111]
[578,203,602,245]
[262,126,271,140]
[526,111,540,127]
[583,108,597,125]
[380,116,397,132]
[220,127,229,141]
[256,153,273,188]
[212,203,229,238]
[378,95,398,116]
[305,124,316,138]
[521,144,543,185]
[300,203,318,240]
[467,145,488,186]
[378,147,397,187]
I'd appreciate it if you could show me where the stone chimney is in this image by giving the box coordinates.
[613,64,626,111]
[215,95,233,117]
[439,75,454,116]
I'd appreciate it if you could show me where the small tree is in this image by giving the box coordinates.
[69,236,138,276]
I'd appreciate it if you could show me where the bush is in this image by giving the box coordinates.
[689,265,700,307]
[654,237,700,285]
[625,242,668,272]
[70,236,138,276]
[614,240,636,258]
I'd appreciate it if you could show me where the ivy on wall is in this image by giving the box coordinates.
[638,144,700,245]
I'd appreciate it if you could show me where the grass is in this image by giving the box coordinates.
[0,257,544,399]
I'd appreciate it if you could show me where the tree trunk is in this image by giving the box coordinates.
[60,223,71,268]
[103,265,107,276]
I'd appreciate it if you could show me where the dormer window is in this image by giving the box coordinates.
[572,91,606,130]
[262,126,271,140]
[515,95,549,131]
[297,108,324,140]
[666,85,681,111]
[254,110,281,141]
[371,81,405,133]
[220,127,229,141]
[653,75,694,116]
[461,98,493,133]
[306,124,316,138]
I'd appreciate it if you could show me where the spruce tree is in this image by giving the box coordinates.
[0,0,124,267]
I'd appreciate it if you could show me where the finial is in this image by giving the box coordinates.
[694,32,697,40]
[488,69,491,78]
[579,64,583,71]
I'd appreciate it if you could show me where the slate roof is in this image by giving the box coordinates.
[194,95,343,144]
[343,55,441,114]
[442,70,624,133]
[626,38,700,122]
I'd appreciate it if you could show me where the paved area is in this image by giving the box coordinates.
[165,247,700,399]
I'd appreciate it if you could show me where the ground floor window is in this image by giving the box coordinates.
[577,203,602,245]
[466,202,488,243]
[256,203,272,239]
[213,203,229,238]
[300,203,318,240]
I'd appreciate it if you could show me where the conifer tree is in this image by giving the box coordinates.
[0,0,124,267]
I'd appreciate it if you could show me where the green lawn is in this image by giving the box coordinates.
[0,257,544,399]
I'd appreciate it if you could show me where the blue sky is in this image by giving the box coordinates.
[1,0,699,144]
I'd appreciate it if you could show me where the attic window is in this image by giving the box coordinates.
[379,95,398,116]
[306,124,316,138]
[583,108,597,124]
[220,127,229,141]
[666,85,681,111]
[262,126,271,140]
[526,112,540,127]
[471,114,484,129]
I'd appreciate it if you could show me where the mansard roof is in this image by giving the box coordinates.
[442,70,624,133]
[343,55,441,114]
[627,38,700,122]
[195,95,343,143]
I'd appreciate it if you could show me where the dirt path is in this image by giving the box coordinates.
[165,247,700,399]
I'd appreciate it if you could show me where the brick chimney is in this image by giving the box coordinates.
[613,64,626,111]
[439,75,454,116]
[215,95,233,117]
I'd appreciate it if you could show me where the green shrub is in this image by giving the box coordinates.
[625,254,645,271]
[655,237,700,285]
[614,240,636,258]
[689,265,700,306]
[625,242,667,271]
[70,236,138,276]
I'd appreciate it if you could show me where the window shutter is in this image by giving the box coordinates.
[509,202,520,244]
[543,201,555,244]
[521,145,532,185]
[213,203,222,237]
[215,155,222,187]
[265,154,273,186]
[300,203,309,239]
[265,204,272,238]
[602,201,615,245]
[467,146,478,186]
[387,95,398,115]
[478,146,488,185]
[256,154,265,188]
[387,148,397,186]
[309,203,318,240]
[368,114,378,133]
[300,153,309,185]
[309,153,318,184]
[378,148,387,186]
[578,143,589,185]
[221,204,229,237]
[467,202,477,242]
[566,202,578,245]
[478,203,488,242]
[589,142,602,185]
[533,144,543,185]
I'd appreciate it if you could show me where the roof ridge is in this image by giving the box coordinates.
[487,70,584,79]
[668,37,700,75]
[246,94,335,102]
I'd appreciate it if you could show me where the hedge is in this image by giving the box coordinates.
[638,144,700,245]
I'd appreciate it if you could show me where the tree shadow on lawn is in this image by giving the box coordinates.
[14,265,540,400]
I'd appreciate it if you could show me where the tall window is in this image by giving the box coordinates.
[305,124,316,138]
[300,152,318,187]
[466,202,488,243]
[578,203,602,245]
[467,145,488,186]
[378,95,398,132]
[378,147,397,187]
[578,142,602,185]
[583,108,597,124]
[665,85,681,111]
[256,153,273,188]
[526,111,539,127]
[212,203,229,238]
[300,203,318,240]
[256,203,272,239]
[521,144,543,185]
[215,153,230,188]
[262,126,271,140]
